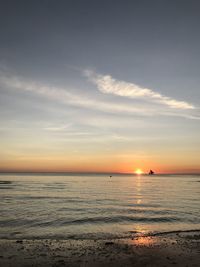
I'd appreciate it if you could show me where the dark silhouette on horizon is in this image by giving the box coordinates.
[149,170,155,175]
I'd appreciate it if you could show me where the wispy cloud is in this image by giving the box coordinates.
[0,70,199,120]
[85,70,195,110]
[0,72,153,115]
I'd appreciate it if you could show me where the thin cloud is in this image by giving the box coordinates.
[85,70,195,110]
[0,72,151,115]
[0,71,199,120]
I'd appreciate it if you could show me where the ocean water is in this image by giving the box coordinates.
[0,173,199,240]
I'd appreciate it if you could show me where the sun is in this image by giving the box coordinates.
[135,168,143,175]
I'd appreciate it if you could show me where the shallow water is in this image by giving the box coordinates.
[0,173,199,239]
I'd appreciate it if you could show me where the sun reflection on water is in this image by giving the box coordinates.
[136,176,142,205]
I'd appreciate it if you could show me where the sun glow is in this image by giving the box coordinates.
[135,168,143,175]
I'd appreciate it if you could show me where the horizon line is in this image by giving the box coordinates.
[0,171,200,175]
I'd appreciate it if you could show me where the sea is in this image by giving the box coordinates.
[0,173,199,240]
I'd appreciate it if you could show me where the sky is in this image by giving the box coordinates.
[0,0,200,173]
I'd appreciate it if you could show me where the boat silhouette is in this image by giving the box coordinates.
[149,169,154,175]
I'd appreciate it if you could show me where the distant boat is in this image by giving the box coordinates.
[149,170,154,175]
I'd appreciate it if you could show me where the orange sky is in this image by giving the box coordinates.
[0,151,199,174]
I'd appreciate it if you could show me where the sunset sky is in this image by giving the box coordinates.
[0,0,200,173]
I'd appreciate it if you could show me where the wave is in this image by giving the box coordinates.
[145,229,200,237]
[0,215,181,228]
[28,215,181,227]
[0,181,12,184]
[1,229,200,241]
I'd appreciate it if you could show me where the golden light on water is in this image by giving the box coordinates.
[135,168,143,175]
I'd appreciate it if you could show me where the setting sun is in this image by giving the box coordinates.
[135,168,143,175]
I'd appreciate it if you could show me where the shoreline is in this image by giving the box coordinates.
[0,230,200,266]
[1,228,200,240]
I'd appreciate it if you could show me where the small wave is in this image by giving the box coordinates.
[0,181,13,189]
[2,229,200,241]
[16,196,84,203]
[0,186,14,190]
[0,218,38,227]
[146,229,200,237]
[59,215,180,225]
[0,181,12,184]
[0,232,130,240]
[0,215,180,228]
[56,208,176,217]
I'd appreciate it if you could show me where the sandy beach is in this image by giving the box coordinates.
[0,231,199,267]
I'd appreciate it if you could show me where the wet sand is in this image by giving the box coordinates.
[0,231,199,267]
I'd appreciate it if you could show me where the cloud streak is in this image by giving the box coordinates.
[0,72,151,115]
[85,70,195,110]
[0,71,199,120]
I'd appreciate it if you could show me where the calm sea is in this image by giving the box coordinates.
[0,173,199,240]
